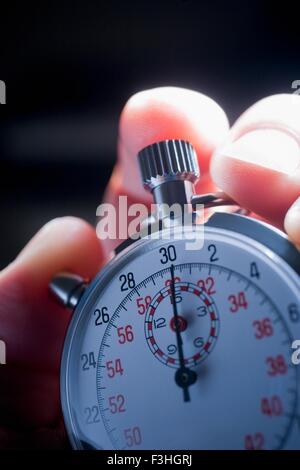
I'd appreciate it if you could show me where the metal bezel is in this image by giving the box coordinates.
[206,212,300,275]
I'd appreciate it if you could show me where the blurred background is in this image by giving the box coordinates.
[0,0,299,268]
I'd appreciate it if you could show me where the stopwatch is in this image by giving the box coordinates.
[50,140,300,450]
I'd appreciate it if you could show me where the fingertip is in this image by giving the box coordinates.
[211,94,300,227]
[120,86,229,160]
[284,197,300,245]
[117,87,229,197]
[7,216,103,282]
[231,93,300,139]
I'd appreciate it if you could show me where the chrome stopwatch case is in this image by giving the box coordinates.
[51,140,300,450]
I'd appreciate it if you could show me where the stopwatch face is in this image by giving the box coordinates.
[61,218,300,450]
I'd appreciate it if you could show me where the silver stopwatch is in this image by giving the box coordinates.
[50,140,300,450]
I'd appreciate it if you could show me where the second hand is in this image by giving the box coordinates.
[170,264,197,402]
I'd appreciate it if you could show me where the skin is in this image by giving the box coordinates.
[1,87,300,448]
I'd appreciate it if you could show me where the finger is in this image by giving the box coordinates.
[0,217,103,427]
[210,94,300,228]
[117,87,229,199]
[102,87,229,254]
[284,197,300,245]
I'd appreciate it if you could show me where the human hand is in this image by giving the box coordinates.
[1,87,299,448]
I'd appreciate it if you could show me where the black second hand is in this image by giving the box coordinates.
[170,264,197,402]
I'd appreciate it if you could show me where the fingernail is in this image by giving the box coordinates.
[284,196,300,243]
[288,196,300,211]
[222,129,300,175]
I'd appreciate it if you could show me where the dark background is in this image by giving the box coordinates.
[0,0,299,268]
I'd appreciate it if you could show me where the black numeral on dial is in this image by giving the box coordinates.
[119,272,136,291]
[84,406,100,424]
[159,245,177,264]
[94,307,110,326]
[81,352,96,370]
[208,244,219,262]
[288,303,300,323]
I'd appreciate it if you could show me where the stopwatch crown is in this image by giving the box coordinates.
[137,140,199,192]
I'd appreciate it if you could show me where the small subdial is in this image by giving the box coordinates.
[144,281,219,368]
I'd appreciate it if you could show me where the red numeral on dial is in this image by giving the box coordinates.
[197,277,216,295]
[165,277,181,286]
[109,394,126,414]
[244,433,265,450]
[136,296,151,315]
[253,318,273,339]
[228,292,248,313]
[266,355,287,376]
[124,427,142,447]
[106,359,124,378]
[117,325,134,344]
[261,396,283,416]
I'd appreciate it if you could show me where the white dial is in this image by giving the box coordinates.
[61,225,300,450]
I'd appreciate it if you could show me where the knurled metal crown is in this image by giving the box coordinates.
[137,140,200,192]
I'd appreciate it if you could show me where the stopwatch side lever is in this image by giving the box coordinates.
[49,272,88,309]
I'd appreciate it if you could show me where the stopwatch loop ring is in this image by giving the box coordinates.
[191,191,250,215]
